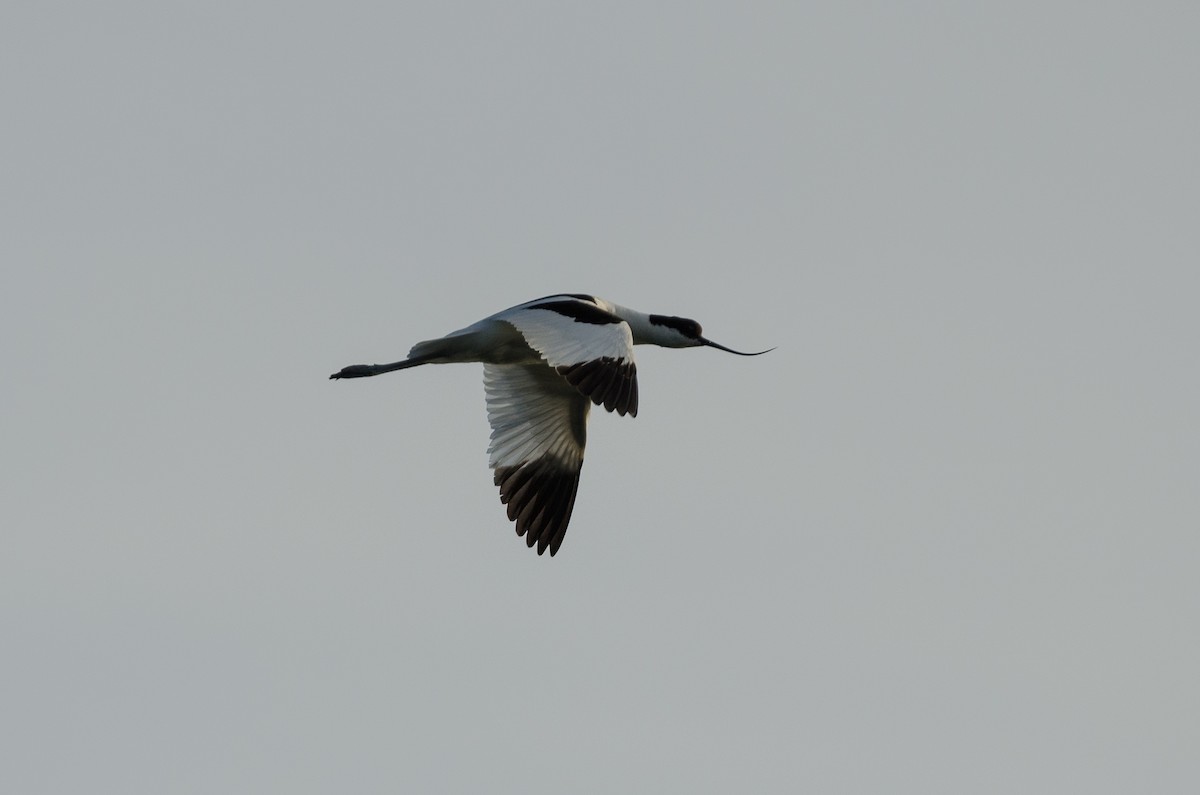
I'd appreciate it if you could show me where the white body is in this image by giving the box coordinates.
[408,297,681,365]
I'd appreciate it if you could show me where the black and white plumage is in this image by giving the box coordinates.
[330,294,770,556]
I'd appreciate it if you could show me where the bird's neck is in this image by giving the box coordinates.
[606,303,671,346]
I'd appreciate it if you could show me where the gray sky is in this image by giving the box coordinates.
[4,2,1198,792]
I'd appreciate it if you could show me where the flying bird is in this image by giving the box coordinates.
[330,294,771,556]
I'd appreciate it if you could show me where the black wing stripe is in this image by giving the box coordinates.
[534,300,624,325]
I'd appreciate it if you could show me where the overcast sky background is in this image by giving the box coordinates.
[3,2,1198,792]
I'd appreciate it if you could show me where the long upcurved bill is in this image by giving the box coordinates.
[701,338,775,356]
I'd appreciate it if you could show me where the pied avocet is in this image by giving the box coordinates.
[331,293,770,556]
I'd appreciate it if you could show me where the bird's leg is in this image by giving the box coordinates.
[329,357,431,380]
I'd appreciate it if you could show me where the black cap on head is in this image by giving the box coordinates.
[650,313,773,355]
[648,314,703,339]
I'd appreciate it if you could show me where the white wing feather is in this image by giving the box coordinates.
[484,363,587,470]
[501,306,633,368]
[498,300,639,416]
[484,363,588,556]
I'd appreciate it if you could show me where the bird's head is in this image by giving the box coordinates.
[645,314,774,355]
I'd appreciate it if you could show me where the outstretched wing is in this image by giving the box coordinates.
[498,297,638,417]
[484,363,590,556]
